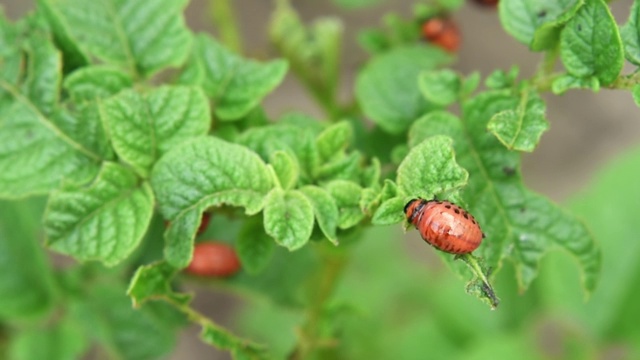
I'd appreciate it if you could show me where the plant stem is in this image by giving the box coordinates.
[456,253,500,309]
[210,0,243,54]
[289,248,348,359]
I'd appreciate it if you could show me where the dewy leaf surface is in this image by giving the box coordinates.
[355,45,454,134]
[559,0,623,85]
[39,0,192,77]
[408,94,600,294]
[44,162,154,266]
[487,90,549,152]
[101,86,210,177]
[179,35,288,121]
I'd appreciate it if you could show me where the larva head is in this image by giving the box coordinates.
[404,198,425,222]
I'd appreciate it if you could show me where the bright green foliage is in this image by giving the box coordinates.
[270,151,300,190]
[263,188,315,250]
[499,0,581,48]
[0,198,55,321]
[487,89,549,152]
[559,0,623,85]
[325,180,365,229]
[551,74,601,94]
[408,93,600,293]
[38,0,192,77]
[127,261,191,306]
[179,35,288,121]
[371,196,406,225]
[355,45,454,134]
[44,162,154,266]
[101,86,210,177]
[316,121,353,161]
[331,0,382,9]
[63,66,132,103]
[151,137,273,267]
[622,0,640,66]
[299,185,340,244]
[633,84,640,107]
[419,70,462,107]
[397,134,468,198]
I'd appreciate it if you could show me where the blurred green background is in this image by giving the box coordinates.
[2,0,640,359]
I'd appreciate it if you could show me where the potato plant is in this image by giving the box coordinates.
[2,0,640,358]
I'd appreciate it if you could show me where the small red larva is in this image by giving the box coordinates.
[421,17,461,53]
[404,198,485,254]
[186,241,241,277]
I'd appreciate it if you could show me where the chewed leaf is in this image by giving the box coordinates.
[397,134,468,198]
[408,91,600,295]
[44,162,154,266]
[487,90,549,152]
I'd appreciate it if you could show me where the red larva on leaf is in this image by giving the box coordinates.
[404,198,485,254]
[421,17,460,53]
[186,242,241,277]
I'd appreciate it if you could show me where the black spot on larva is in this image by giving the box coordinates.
[472,219,477,224]
[482,232,486,238]
[445,204,451,209]
[463,213,469,219]
[454,209,460,214]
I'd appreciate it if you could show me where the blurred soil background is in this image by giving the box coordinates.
[3,0,640,359]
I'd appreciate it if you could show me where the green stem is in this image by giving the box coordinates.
[456,253,500,309]
[209,0,243,54]
[289,249,348,359]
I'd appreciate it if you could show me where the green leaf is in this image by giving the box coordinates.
[397,133,468,198]
[269,150,299,190]
[324,180,364,229]
[0,10,22,86]
[238,122,320,183]
[535,146,640,335]
[418,70,461,107]
[355,45,454,134]
[371,196,406,225]
[269,1,342,119]
[0,198,56,321]
[551,73,600,94]
[316,121,353,161]
[128,261,192,307]
[44,162,154,266]
[621,0,640,66]
[38,0,192,77]
[498,0,581,47]
[487,90,549,152]
[237,216,275,274]
[633,84,640,107]
[69,283,182,360]
[0,87,99,198]
[63,66,132,103]
[263,189,314,251]
[299,185,340,244]
[179,35,288,121]
[408,92,600,293]
[530,1,584,51]
[331,0,382,9]
[485,67,519,90]
[101,86,210,177]
[150,137,272,267]
[559,0,623,85]
[315,151,363,183]
[9,319,88,360]
[21,29,61,116]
